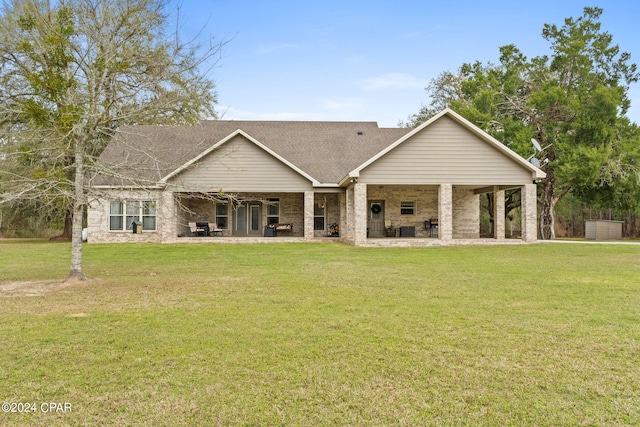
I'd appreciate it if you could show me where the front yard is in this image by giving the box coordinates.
[1,240,639,425]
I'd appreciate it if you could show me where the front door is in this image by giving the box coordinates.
[368,200,384,237]
[236,205,247,235]
[249,203,261,235]
[235,203,262,235]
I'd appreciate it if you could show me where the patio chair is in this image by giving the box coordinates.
[208,223,223,236]
[188,222,206,236]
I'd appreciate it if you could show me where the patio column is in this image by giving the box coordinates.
[339,192,347,240]
[494,187,505,240]
[304,191,314,240]
[160,190,177,243]
[521,183,538,242]
[438,184,453,242]
[353,182,367,246]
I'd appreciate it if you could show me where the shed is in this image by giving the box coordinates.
[585,220,623,240]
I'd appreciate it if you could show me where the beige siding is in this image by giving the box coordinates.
[167,135,313,192]
[359,116,533,185]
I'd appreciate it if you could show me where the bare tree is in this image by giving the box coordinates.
[0,0,225,279]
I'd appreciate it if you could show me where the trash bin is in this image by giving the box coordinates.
[132,220,142,234]
[264,226,276,237]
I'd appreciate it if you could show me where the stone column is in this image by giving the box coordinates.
[160,190,177,243]
[438,184,453,242]
[521,183,538,243]
[339,192,346,240]
[494,187,505,240]
[304,191,315,240]
[343,186,354,243]
[353,183,368,246]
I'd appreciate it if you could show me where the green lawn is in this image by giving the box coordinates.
[1,240,639,426]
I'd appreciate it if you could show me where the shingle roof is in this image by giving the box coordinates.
[93,120,411,186]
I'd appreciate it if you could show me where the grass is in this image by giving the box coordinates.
[1,240,639,426]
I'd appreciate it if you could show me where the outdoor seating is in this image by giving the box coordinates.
[188,222,207,236]
[429,218,438,237]
[208,223,223,236]
[272,223,293,232]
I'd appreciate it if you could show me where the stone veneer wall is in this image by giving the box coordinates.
[452,189,480,239]
[87,189,164,243]
[343,185,355,244]
[521,184,538,242]
[178,192,306,237]
[366,185,479,239]
[89,187,483,244]
[367,186,438,238]
[314,193,341,237]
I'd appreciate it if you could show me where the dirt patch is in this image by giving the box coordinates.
[0,279,89,297]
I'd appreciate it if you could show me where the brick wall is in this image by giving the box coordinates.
[367,185,438,238]
[178,192,306,237]
[87,189,163,243]
[365,185,479,239]
[313,193,341,237]
[452,189,480,239]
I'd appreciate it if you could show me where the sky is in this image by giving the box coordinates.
[178,0,640,127]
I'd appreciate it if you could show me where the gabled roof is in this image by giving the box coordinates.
[92,109,545,188]
[341,108,546,184]
[159,129,322,186]
[93,120,410,186]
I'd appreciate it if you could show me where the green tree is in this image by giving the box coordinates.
[0,0,224,279]
[407,7,640,239]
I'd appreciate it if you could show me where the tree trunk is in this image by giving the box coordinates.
[62,208,73,238]
[540,176,555,240]
[539,149,563,240]
[539,162,572,240]
[68,140,87,281]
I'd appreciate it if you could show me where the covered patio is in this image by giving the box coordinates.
[344,183,538,246]
[170,191,343,240]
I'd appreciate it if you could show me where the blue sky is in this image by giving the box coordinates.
[179,1,640,127]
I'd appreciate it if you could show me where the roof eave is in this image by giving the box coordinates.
[159,129,323,187]
[91,184,166,190]
[348,108,547,180]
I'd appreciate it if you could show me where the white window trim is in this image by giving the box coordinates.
[400,201,416,215]
[266,198,280,225]
[314,202,326,230]
[109,200,157,232]
[215,202,229,229]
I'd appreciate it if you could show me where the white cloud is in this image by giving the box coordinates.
[357,73,428,91]
[255,43,298,55]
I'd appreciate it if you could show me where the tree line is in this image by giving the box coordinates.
[0,0,224,279]
[403,7,640,239]
[1,4,639,280]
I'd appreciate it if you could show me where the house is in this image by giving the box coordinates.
[87,108,545,246]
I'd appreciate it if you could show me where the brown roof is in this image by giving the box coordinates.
[93,120,411,186]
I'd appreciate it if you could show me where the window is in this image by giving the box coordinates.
[109,201,124,230]
[142,201,156,230]
[125,201,140,230]
[109,200,156,231]
[266,198,279,225]
[400,201,415,215]
[215,203,229,229]
[314,202,325,230]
